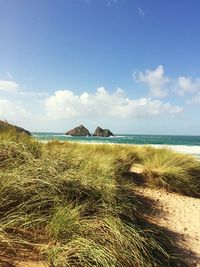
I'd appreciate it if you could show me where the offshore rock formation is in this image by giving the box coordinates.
[65,125,91,136]
[0,120,31,135]
[93,126,114,137]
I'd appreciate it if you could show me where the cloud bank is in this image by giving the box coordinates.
[45,87,182,120]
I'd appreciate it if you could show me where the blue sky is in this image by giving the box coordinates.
[0,0,200,134]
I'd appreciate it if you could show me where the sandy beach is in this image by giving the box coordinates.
[135,186,200,267]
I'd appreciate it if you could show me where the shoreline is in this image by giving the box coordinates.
[37,138,200,157]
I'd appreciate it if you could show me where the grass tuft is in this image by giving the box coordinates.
[139,147,200,196]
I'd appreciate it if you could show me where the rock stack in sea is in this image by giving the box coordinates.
[0,120,31,135]
[65,125,114,137]
[65,125,91,136]
[93,126,114,137]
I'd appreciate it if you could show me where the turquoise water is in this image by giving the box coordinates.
[33,132,200,146]
[32,133,200,157]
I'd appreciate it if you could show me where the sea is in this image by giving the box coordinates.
[33,133,200,158]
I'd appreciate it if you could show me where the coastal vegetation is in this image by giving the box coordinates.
[134,146,200,197]
[0,130,199,266]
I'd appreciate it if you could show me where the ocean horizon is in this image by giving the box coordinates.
[33,132,200,157]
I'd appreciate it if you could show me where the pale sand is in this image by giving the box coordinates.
[135,186,200,267]
[0,259,48,267]
[16,261,48,267]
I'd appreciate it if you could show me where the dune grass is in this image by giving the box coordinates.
[137,146,200,196]
[0,131,199,266]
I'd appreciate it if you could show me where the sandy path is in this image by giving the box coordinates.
[135,186,200,267]
[0,260,48,267]
[16,261,48,267]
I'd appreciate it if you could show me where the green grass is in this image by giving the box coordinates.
[0,131,199,266]
[138,147,200,196]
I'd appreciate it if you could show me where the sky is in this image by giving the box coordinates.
[0,0,200,134]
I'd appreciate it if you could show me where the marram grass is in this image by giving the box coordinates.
[0,131,199,266]
[139,146,200,196]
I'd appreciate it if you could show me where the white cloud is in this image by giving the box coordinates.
[0,98,27,121]
[0,80,19,92]
[176,77,200,96]
[134,65,170,98]
[45,87,182,120]
[106,0,118,6]
[84,0,118,6]
[5,72,14,80]
[137,7,145,17]
[189,91,200,104]
[134,65,200,101]
[0,78,48,96]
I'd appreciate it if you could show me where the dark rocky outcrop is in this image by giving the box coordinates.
[65,125,91,136]
[0,120,31,135]
[93,126,114,137]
